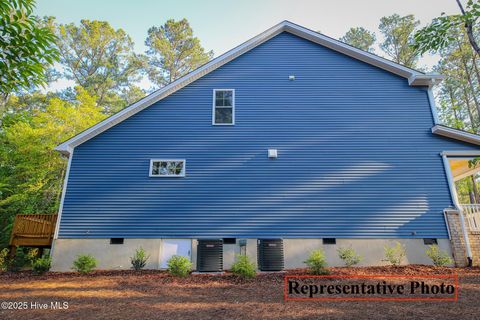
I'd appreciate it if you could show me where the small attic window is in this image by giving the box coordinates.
[150,160,185,177]
[213,89,235,125]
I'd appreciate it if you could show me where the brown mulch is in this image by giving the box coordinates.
[0,265,479,320]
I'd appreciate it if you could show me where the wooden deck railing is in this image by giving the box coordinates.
[461,204,480,232]
[9,214,58,247]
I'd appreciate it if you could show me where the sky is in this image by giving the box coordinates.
[34,0,464,92]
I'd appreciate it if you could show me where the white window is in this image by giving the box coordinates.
[149,160,186,177]
[213,89,235,125]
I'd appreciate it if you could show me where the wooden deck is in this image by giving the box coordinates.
[9,214,58,247]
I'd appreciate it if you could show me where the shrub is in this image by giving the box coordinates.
[6,248,31,272]
[32,256,52,275]
[167,255,192,277]
[72,254,97,273]
[26,248,39,262]
[426,245,453,267]
[130,247,150,270]
[383,242,406,266]
[304,249,329,275]
[230,254,256,278]
[0,248,9,271]
[337,247,362,267]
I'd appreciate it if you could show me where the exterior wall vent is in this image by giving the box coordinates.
[257,239,284,271]
[110,238,124,245]
[223,238,236,244]
[423,238,438,245]
[323,238,336,245]
[268,149,278,159]
[197,239,223,272]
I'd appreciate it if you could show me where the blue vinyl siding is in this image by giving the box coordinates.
[59,32,478,239]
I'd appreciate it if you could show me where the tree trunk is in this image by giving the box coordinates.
[457,0,480,55]
[448,86,460,126]
[462,86,477,131]
[0,93,9,116]
[472,54,480,85]
[472,175,480,204]
[457,38,480,119]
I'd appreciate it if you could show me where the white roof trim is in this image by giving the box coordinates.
[56,20,442,155]
[433,125,480,146]
[441,151,480,157]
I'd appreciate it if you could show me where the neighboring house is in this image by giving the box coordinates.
[51,21,480,271]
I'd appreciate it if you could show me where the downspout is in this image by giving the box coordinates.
[442,153,473,266]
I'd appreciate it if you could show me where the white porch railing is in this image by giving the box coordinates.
[460,204,480,231]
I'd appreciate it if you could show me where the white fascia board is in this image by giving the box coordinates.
[55,20,443,155]
[441,151,480,157]
[282,22,431,81]
[432,125,480,146]
[408,74,444,87]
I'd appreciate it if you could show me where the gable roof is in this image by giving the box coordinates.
[55,20,443,156]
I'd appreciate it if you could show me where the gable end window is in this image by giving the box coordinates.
[149,160,186,177]
[213,89,235,125]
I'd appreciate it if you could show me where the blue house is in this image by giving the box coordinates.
[51,21,480,271]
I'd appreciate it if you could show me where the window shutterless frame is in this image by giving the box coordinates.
[149,159,186,177]
[212,89,235,125]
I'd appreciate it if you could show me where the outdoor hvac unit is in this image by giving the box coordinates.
[257,239,284,271]
[197,239,223,272]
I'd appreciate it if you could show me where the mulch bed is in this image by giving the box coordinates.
[1,265,479,320]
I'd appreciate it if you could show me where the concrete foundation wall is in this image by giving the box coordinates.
[51,238,452,272]
[284,238,451,268]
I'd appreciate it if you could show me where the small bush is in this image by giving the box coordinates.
[26,248,39,262]
[230,254,256,278]
[304,249,329,275]
[72,254,97,273]
[130,247,150,270]
[32,256,52,275]
[167,255,192,277]
[426,245,453,267]
[7,248,31,272]
[337,247,362,267]
[0,248,9,271]
[383,242,406,266]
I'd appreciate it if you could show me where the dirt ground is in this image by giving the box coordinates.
[0,265,479,320]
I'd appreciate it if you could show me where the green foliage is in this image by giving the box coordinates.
[414,0,480,55]
[130,247,150,270]
[340,27,376,52]
[304,249,329,275]
[72,254,97,273]
[0,88,105,247]
[383,242,406,266]
[55,19,146,113]
[32,256,51,274]
[425,245,453,267]
[0,0,59,101]
[0,248,9,271]
[6,248,34,272]
[145,19,213,87]
[379,14,420,68]
[413,15,460,55]
[230,254,256,278]
[166,255,192,277]
[337,247,362,267]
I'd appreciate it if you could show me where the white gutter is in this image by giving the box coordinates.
[433,125,480,146]
[441,153,473,266]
